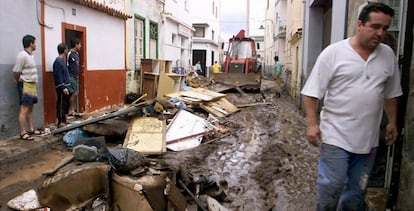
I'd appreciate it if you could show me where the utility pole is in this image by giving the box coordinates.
[246,0,249,36]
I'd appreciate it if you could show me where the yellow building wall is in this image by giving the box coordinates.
[285,0,303,101]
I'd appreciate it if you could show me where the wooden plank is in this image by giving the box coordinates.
[52,100,154,134]
[200,97,240,117]
[212,98,239,113]
[124,117,166,155]
[200,104,226,117]
[180,90,216,101]
[236,102,273,108]
[165,88,224,102]
[191,87,226,98]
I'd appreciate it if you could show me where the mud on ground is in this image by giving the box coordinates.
[163,80,320,210]
[0,79,320,211]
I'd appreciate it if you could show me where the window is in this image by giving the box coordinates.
[184,0,189,11]
[172,33,176,44]
[194,27,205,37]
[212,30,215,40]
[149,21,158,58]
[150,22,158,39]
[212,1,215,15]
[134,16,145,70]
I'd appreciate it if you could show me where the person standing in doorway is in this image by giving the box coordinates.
[13,34,41,140]
[53,43,73,128]
[212,61,221,73]
[195,61,202,76]
[301,3,401,210]
[273,56,283,97]
[67,38,82,117]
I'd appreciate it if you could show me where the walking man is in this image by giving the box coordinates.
[301,2,402,210]
[13,35,41,140]
[53,43,73,127]
[273,56,283,97]
[67,38,81,117]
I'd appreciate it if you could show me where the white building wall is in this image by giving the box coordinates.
[191,0,221,71]
[163,0,193,70]
[44,0,125,72]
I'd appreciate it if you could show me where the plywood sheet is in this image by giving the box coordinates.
[166,109,213,151]
[157,72,175,98]
[124,117,166,155]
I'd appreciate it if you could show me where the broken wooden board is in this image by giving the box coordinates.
[200,97,240,117]
[157,72,175,98]
[164,92,203,105]
[191,87,226,98]
[123,117,166,155]
[52,100,154,134]
[166,109,214,151]
[235,102,273,108]
[178,88,225,101]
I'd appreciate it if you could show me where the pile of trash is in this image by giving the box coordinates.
[8,87,240,211]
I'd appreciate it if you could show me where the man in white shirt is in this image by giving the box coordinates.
[13,35,40,140]
[301,2,402,210]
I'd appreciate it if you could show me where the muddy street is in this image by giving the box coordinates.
[0,79,320,211]
[163,80,319,210]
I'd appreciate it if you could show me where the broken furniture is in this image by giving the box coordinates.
[141,59,186,100]
[123,117,167,155]
[38,163,111,210]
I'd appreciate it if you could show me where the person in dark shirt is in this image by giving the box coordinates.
[53,43,72,127]
[67,38,81,117]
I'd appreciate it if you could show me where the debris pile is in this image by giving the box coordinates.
[8,86,242,210]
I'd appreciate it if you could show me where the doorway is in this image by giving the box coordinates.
[192,50,206,76]
[63,23,86,113]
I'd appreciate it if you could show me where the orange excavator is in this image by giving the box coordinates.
[213,30,261,91]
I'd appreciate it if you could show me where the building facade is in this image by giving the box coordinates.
[263,0,287,78]
[191,0,221,77]
[0,0,130,137]
[285,0,303,104]
[0,0,44,138]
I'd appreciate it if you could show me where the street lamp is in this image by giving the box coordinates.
[258,19,274,30]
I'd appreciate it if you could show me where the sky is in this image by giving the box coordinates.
[220,0,266,40]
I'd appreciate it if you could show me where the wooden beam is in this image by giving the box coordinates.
[52,100,154,134]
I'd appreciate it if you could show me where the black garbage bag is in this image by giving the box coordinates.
[107,148,149,174]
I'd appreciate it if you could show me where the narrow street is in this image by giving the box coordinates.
[163,79,319,210]
[0,79,319,210]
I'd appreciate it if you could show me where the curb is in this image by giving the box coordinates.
[0,134,63,170]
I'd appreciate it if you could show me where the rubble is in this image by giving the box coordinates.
[4,79,318,210]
